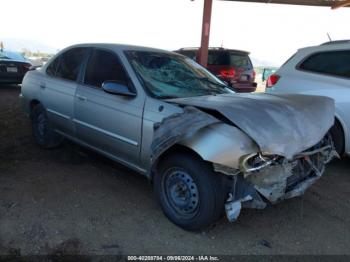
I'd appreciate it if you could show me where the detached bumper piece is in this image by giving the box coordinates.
[225,135,337,222]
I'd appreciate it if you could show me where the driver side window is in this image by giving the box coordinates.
[84,49,128,88]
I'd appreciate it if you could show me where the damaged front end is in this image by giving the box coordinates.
[223,134,338,222]
[152,93,336,225]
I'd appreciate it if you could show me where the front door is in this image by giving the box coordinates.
[74,48,144,167]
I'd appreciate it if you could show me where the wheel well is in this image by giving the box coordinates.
[151,144,204,181]
[333,117,345,155]
[29,100,41,117]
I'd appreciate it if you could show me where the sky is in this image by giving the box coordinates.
[1,0,350,65]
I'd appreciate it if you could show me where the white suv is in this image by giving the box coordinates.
[266,41,350,156]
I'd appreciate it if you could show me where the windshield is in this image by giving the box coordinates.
[125,51,232,99]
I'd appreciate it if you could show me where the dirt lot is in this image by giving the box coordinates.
[1,85,350,256]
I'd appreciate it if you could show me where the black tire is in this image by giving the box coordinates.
[31,104,63,148]
[154,152,227,231]
[329,120,344,156]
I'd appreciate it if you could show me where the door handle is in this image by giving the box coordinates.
[39,82,46,89]
[76,95,87,101]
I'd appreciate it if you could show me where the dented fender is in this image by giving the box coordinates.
[179,123,259,169]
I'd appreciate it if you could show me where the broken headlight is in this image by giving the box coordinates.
[239,153,280,173]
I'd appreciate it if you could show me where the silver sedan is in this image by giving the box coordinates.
[20,44,336,230]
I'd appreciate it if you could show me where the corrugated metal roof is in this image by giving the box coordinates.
[220,0,350,8]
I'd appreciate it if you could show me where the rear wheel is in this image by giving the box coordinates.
[31,104,63,148]
[154,152,227,231]
[329,120,344,156]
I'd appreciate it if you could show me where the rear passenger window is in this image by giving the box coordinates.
[46,56,60,77]
[84,49,128,88]
[55,48,87,81]
[299,51,350,78]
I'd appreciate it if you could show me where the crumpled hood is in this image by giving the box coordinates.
[168,93,335,159]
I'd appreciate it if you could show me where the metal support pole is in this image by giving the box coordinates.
[198,0,213,67]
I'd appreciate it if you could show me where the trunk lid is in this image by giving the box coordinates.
[0,60,29,76]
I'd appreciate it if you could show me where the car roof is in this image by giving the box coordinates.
[297,42,350,54]
[176,47,250,54]
[63,43,174,54]
[320,40,350,46]
[41,43,181,72]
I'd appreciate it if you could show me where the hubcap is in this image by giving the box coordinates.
[164,169,199,218]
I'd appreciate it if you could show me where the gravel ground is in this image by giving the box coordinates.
[0,85,350,256]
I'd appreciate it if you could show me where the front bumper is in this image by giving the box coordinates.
[224,136,337,221]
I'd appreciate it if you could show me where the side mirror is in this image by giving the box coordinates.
[102,81,136,97]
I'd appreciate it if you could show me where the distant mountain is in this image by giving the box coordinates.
[251,57,279,68]
[1,38,58,54]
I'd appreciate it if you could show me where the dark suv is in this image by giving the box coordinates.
[175,47,257,92]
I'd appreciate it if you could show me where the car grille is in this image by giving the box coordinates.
[285,134,333,193]
[286,159,316,192]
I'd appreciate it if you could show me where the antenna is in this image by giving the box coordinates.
[327,33,332,42]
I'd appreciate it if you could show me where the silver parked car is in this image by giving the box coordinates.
[266,41,350,157]
[21,44,336,230]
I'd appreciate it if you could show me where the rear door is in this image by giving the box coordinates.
[74,48,144,166]
[42,47,88,135]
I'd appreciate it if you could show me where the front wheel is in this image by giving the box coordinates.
[31,104,63,148]
[154,152,227,231]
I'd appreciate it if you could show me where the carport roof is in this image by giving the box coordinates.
[198,0,350,67]
[221,0,350,9]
